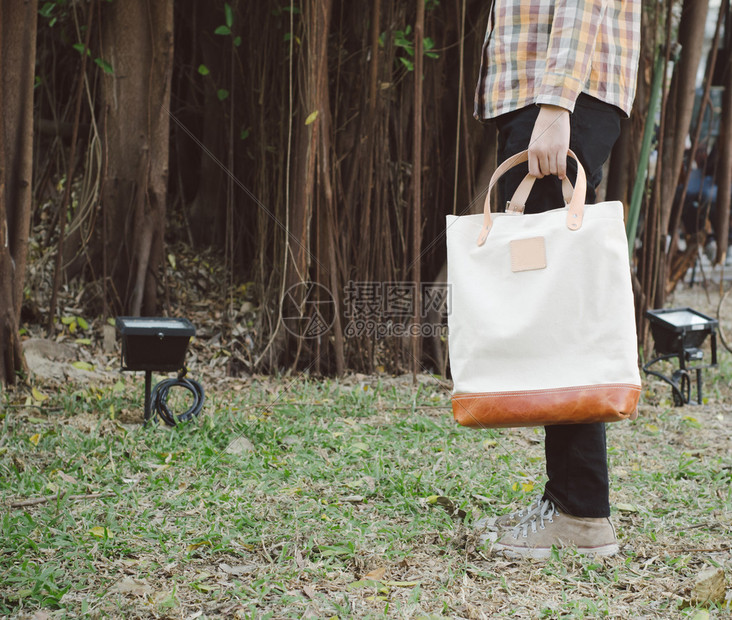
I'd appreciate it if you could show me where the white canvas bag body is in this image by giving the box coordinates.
[446,150,641,428]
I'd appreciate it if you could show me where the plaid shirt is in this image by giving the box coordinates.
[474,0,641,120]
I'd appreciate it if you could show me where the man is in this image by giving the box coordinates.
[474,0,641,558]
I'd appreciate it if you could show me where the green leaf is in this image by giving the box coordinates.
[318,543,354,557]
[214,25,231,36]
[72,43,91,57]
[399,57,414,71]
[76,316,89,330]
[32,387,48,402]
[198,64,210,76]
[72,361,95,372]
[94,57,114,74]
[217,89,230,101]
[233,36,242,47]
[75,338,92,345]
[305,110,319,125]
[347,579,382,590]
[89,526,113,539]
[39,2,55,18]
[224,3,233,28]
[682,415,702,429]
[240,127,250,140]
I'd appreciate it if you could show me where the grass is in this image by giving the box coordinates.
[0,365,730,618]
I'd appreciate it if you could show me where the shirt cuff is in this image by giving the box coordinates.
[536,73,584,113]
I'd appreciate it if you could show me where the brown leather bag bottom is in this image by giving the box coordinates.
[452,384,641,428]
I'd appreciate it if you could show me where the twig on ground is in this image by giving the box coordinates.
[7,491,115,508]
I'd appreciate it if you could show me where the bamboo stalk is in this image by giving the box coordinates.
[626,49,666,256]
[412,0,425,383]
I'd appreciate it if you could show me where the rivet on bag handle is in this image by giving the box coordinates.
[476,149,588,246]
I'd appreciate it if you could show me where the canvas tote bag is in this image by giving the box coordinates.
[446,150,641,428]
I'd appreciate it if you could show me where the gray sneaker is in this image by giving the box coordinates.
[492,499,619,559]
[474,495,544,545]
[494,495,544,529]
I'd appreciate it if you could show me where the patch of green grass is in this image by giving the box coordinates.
[0,374,730,617]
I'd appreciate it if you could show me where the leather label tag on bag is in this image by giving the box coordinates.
[510,236,546,272]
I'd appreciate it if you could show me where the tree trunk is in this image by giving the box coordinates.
[281,0,333,369]
[0,0,38,385]
[186,2,227,249]
[714,8,731,265]
[606,118,633,211]
[655,0,709,306]
[95,0,174,315]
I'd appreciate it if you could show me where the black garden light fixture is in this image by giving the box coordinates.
[643,307,718,406]
[116,317,204,425]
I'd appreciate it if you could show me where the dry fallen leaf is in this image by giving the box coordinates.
[112,577,154,597]
[364,567,386,580]
[225,436,255,454]
[383,580,420,587]
[187,540,212,552]
[219,563,256,576]
[689,567,726,606]
[426,495,467,520]
[57,470,78,485]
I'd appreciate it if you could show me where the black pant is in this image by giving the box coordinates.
[494,94,621,518]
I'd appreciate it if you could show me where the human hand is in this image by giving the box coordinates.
[528,104,570,179]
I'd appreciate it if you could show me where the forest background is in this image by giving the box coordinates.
[1,0,731,385]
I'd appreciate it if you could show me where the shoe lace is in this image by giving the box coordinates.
[509,494,543,521]
[512,499,560,539]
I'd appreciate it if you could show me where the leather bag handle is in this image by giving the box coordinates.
[477,149,588,246]
[507,174,574,213]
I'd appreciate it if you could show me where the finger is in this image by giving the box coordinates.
[528,152,543,178]
[556,152,567,180]
[536,152,551,178]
